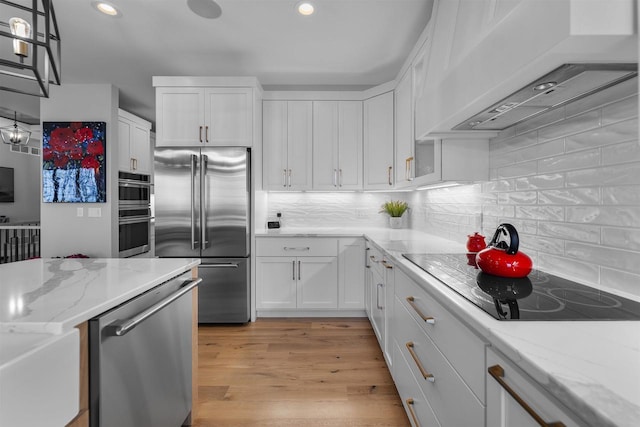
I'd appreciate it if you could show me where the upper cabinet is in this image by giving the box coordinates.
[413,138,489,187]
[394,69,414,188]
[118,109,151,175]
[414,0,638,137]
[153,77,258,147]
[263,100,313,191]
[364,91,395,190]
[312,101,363,190]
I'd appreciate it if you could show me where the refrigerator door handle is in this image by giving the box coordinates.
[199,263,239,269]
[190,154,198,250]
[200,154,209,250]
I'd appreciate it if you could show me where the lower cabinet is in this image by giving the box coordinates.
[256,237,365,315]
[366,243,394,367]
[486,347,582,427]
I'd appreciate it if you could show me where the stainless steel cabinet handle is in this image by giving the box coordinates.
[339,169,343,187]
[387,166,393,186]
[406,296,435,324]
[376,283,383,309]
[406,342,435,382]
[190,154,198,250]
[488,365,566,427]
[198,263,239,269]
[110,278,202,337]
[288,169,292,187]
[282,169,287,188]
[292,260,296,280]
[381,260,393,269]
[199,126,203,143]
[333,169,337,187]
[284,247,310,251]
[298,260,301,280]
[205,125,209,143]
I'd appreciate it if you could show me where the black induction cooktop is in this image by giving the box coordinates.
[403,253,640,321]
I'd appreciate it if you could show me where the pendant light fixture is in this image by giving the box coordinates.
[1,112,31,146]
[0,0,62,98]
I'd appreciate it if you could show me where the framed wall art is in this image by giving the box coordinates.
[42,121,107,203]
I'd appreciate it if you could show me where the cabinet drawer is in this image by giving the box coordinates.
[392,341,442,427]
[396,268,486,402]
[256,237,337,257]
[367,244,385,277]
[394,296,485,427]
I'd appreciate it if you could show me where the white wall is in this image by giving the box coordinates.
[411,77,640,298]
[40,84,119,258]
[0,118,40,222]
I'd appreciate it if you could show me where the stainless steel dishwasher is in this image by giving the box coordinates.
[89,273,201,427]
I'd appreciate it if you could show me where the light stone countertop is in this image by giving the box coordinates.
[257,226,640,427]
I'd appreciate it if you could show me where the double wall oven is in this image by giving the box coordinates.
[118,172,152,258]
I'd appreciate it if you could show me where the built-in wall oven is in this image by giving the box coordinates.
[118,172,152,258]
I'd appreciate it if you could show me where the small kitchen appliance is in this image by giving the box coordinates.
[475,223,532,278]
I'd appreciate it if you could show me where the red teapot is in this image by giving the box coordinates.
[475,224,532,278]
[466,232,486,253]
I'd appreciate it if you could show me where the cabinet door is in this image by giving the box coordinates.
[131,123,151,174]
[364,91,395,190]
[338,238,365,309]
[156,87,205,147]
[256,257,297,309]
[287,101,313,190]
[263,101,289,190]
[337,101,363,190]
[118,118,133,172]
[371,266,385,349]
[312,101,339,190]
[204,88,253,146]
[296,256,338,309]
[395,69,414,187]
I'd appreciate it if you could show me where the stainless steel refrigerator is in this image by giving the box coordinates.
[154,147,250,323]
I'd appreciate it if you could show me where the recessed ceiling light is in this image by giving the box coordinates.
[297,1,315,16]
[92,1,120,16]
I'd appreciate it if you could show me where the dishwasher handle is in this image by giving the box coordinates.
[109,278,202,337]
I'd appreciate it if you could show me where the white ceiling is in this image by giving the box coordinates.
[3,0,434,128]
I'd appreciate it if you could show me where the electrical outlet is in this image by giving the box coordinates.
[88,207,102,218]
[356,208,368,218]
[76,207,84,217]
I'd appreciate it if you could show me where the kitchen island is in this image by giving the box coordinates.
[0,257,200,427]
[257,227,640,427]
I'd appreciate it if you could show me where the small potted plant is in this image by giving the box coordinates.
[380,200,409,229]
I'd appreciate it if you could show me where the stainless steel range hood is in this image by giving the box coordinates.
[453,63,637,131]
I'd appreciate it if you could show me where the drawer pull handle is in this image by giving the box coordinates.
[406,296,435,324]
[488,365,566,427]
[369,255,378,263]
[284,247,310,251]
[406,342,435,382]
[381,260,393,269]
[405,398,421,427]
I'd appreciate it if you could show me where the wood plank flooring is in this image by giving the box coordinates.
[194,318,410,427]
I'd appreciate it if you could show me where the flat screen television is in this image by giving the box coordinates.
[0,167,15,203]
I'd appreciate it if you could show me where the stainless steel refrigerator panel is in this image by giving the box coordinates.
[198,258,250,323]
[154,148,201,258]
[201,148,250,258]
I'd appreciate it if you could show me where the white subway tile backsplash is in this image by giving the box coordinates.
[537,148,600,174]
[537,253,600,286]
[602,227,640,251]
[538,110,600,141]
[498,191,537,205]
[538,222,601,244]
[514,107,565,135]
[481,179,514,193]
[566,163,640,187]
[602,185,640,205]
[519,234,564,256]
[566,206,640,227]
[496,160,537,179]
[514,174,565,190]
[565,77,638,118]
[565,118,637,152]
[483,204,516,218]
[490,131,538,153]
[602,95,638,124]
[537,188,600,205]
[600,268,640,297]
[566,242,640,275]
[602,140,640,165]
[515,205,564,221]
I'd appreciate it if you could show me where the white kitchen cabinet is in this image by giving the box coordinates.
[263,100,313,191]
[412,137,489,186]
[118,109,151,174]
[338,238,365,310]
[367,244,394,367]
[256,237,338,312]
[486,347,582,427]
[364,91,395,190]
[155,86,253,147]
[312,101,363,190]
[394,68,414,188]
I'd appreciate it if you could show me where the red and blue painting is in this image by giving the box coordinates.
[42,121,107,203]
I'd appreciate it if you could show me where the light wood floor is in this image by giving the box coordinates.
[194,318,410,427]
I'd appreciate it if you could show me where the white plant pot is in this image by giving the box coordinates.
[389,216,403,229]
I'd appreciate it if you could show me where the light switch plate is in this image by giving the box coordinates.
[76,208,83,217]
[88,208,101,218]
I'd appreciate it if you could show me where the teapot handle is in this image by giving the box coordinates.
[488,223,519,255]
